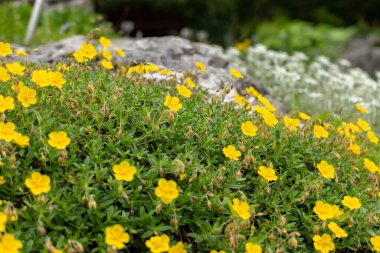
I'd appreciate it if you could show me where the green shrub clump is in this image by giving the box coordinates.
[0,39,379,252]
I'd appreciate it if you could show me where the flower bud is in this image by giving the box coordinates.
[155,204,161,214]
[146,113,151,124]
[37,225,47,236]
[269,233,275,243]
[88,195,97,209]
[68,240,84,252]
[313,225,319,234]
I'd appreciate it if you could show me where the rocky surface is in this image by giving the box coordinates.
[343,35,380,78]
[17,35,281,109]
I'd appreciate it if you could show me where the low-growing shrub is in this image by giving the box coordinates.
[0,39,379,252]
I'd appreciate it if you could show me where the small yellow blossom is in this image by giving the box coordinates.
[341,196,361,210]
[258,165,278,181]
[246,86,260,97]
[0,66,10,82]
[105,224,130,249]
[159,69,173,75]
[31,70,50,87]
[357,118,371,132]
[0,122,17,142]
[168,241,187,253]
[0,95,15,113]
[257,95,276,112]
[245,242,262,253]
[283,116,300,131]
[176,85,192,98]
[80,43,98,59]
[210,250,226,253]
[179,174,187,181]
[348,142,360,155]
[48,71,66,89]
[364,158,379,173]
[0,233,23,253]
[355,103,368,114]
[313,125,329,139]
[101,59,114,70]
[195,61,206,72]
[235,39,251,52]
[13,133,29,148]
[316,160,335,179]
[232,198,250,220]
[48,131,71,150]
[262,112,278,128]
[371,236,380,252]
[298,112,310,120]
[25,172,51,195]
[17,86,37,107]
[73,50,86,63]
[367,131,379,144]
[0,176,5,185]
[230,68,244,79]
[0,212,7,232]
[234,94,250,109]
[155,179,179,204]
[0,42,13,57]
[185,77,196,88]
[313,234,335,253]
[145,234,170,253]
[15,49,28,57]
[313,201,342,220]
[241,121,258,137]
[223,145,241,161]
[114,47,125,58]
[102,49,113,61]
[99,36,112,48]
[328,222,347,238]
[112,161,137,182]
[164,96,182,111]
[6,62,25,76]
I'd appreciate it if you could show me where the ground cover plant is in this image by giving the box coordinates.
[0,38,379,252]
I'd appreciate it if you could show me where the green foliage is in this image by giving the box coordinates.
[0,47,379,252]
[256,20,356,59]
[0,2,115,45]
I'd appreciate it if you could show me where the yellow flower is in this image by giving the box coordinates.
[101,59,114,70]
[283,116,300,131]
[371,236,380,252]
[298,112,310,120]
[15,49,28,57]
[0,95,14,112]
[31,70,50,87]
[112,161,137,182]
[145,234,170,253]
[176,85,192,98]
[316,160,335,179]
[179,174,187,181]
[257,95,276,112]
[0,42,12,57]
[241,121,258,137]
[341,196,361,210]
[99,36,112,48]
[234,94,250,109]
[246,86,260,97]
[313,234,335,253]
[258,165,278,181]
[105,224,130,249]
[6,62,25,76]
[0,212,7,232]
[348,142,360,155]
[313,201,342,220]
[80,43,98,59]
[230,68,244,79]
[313,125,329,139]
[102,49,113,61]
[254,105,269,116]
[364,158,379,173]
[355,103,368,114]
[168,241,187,253]
[48,131,71,150]
[73,50,86,63]
[164,96,182,111]
[195,61,206,72]
[327,222,347,238]
[25,172,51,195]
[210,250,226,253]
[13,132,29,148]
[185,77,196,88]
[0,122,17,142]
[0,66,10,82]
[48,71,66,89]
[367,131,379,144]
[114,47,125,58]
[155,179,179,204]
[262,112,278,128]
[17,86,37,107]
[159,69,173,75]
[245,242,262,253]
[0,233,23,253]
[223,145,241,161]
[357,118,371,132]
[0,176,5,185]
[232,198,250,220]
[235,39,251,52]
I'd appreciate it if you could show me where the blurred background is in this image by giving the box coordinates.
[1,0,380,64]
